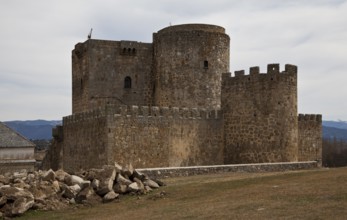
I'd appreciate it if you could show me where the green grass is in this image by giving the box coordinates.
[18,167,347,220]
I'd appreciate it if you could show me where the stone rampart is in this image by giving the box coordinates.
[138,161,319,179]
[60,105,223,172]
[108,105,223,168]
[298,114,322,163]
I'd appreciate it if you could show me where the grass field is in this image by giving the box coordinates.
[19,167,347,220]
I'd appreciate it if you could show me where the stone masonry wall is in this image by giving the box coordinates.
[298,114,322,163]
[222,64,298,164]
[108,105,224,168]
[58,105,223,172]
[61,109,109,173]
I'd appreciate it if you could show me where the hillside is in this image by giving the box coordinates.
[322,120,347,141]
[3,120,61,140]
[323,120,347,130]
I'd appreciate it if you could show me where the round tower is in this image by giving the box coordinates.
[152,24,230,109]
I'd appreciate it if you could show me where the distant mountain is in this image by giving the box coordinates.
[323,126,347,141]
[322,121,347,141]
[3,120,61,140]
[323,120,347,130]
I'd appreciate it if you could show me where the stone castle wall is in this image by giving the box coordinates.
[61,109,109,172]
[298,114,322,162]
[108,105,223,168]
[59,105,223,172]
[222,64,298,163]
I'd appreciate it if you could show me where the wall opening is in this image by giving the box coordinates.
[204,60,209,69]
[124,76,132,89]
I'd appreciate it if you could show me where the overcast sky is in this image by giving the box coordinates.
[0,0,346,121]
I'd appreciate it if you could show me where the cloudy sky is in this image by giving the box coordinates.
[0,0,346,121]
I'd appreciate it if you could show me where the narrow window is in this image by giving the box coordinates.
[204,60,209,69]
[124,76,132,88]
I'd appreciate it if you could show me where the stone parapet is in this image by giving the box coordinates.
[222,64,297,84]
[63,105,221,126]
[298,114,322,122]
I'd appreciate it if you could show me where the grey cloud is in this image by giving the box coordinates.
[0,0,346,120]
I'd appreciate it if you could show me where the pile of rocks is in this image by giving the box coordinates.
[0,163,164,218]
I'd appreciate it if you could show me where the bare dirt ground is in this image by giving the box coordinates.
[19,167,347,220]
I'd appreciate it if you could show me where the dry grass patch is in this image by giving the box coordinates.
[19,167,347,220]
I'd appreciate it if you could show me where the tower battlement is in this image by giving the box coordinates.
[298,114,322,122]
[63,105,221,125]
[223,63,297,78]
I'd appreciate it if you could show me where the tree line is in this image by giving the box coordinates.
[323,138,347,167]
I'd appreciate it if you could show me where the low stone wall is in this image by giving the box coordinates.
[0,160,35,173]
[138,161,319,179]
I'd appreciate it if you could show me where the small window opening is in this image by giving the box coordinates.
[80,79,83,88]
[204,60,209,69]
[132,48,136,54]
[128,48,131,53]
[124,76,132,89]
[123,48,126,53]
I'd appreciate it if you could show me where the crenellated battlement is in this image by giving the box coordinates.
[63,105,221,125]
[113,105,221,120]
[63,107,107,125]
[298,114,322,122]
[222,63,297,81]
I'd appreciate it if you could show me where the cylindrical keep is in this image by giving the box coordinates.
[153,24,230,109]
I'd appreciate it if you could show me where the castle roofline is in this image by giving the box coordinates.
[157,23,226,34]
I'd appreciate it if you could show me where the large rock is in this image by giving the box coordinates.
[11,197,35,216]
[26,173,36,183]
[93,167,116,196]
[91,179,100,191]
[117,174,132,186]
[132,170,147,182]
[52,180,60,192]
[80,180,91,190]
[65,175,84,186]
[128,182,140,192]
[42,169,56,182]
[144,179,160,189]
[133,177,145,193]
[114,162,123,173]
[0,175,10,185]
[75,186,101,204]
[0,186,35,217]
[113,182,128,194]
[122,164,134,178]
[102,191,119,203]
[61,184,80,199]
[55,169,69,182]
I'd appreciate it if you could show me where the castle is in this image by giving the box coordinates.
[50,24,322,172]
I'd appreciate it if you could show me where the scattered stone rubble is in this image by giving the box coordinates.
[0,163,164,218]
